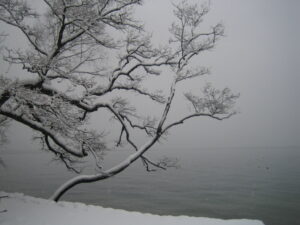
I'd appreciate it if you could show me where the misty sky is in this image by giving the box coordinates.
[135,0,300,148]
[1,0,300,150]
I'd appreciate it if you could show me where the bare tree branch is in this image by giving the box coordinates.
[0,0,238,201]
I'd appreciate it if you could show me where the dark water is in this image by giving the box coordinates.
[0,146,299,225]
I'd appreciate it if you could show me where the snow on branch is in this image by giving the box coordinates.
[185,83,239,115]
[170,1,224,70]
[0,0,239,200]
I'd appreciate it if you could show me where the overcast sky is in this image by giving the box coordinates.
[134,0,300,148]
[1,0,300,150]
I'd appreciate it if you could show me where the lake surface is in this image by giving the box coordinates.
[0,146,299,225]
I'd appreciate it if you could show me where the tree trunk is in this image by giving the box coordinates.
[50,137,158,201]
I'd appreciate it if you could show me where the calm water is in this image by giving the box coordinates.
[0,146,299,225]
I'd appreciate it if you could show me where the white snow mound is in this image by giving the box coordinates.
[0,192,265,225]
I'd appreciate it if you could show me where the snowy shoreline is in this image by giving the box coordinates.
[0,192,264,225]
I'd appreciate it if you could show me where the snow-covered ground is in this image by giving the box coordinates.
[0,192,264,225]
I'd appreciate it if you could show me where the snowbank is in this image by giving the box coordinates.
[0,192,264,225]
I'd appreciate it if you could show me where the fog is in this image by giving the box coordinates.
[1,0,299,152]
[135,0,300,148]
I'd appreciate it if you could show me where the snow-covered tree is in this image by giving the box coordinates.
[0,0,239,201]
